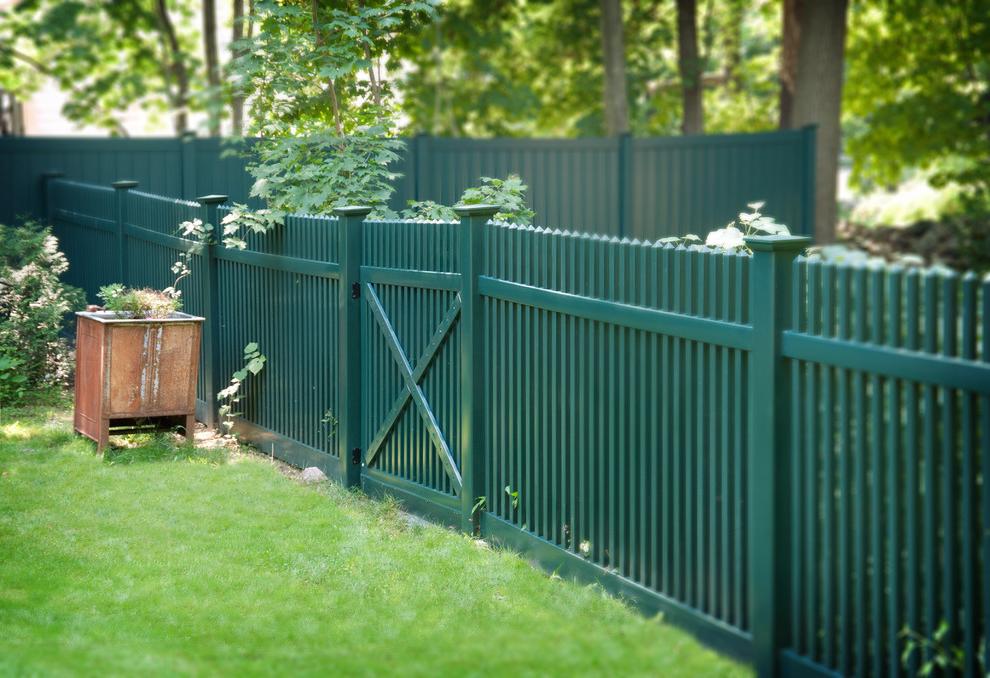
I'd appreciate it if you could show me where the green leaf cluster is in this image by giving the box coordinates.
[216,342,267,435]
[231,0,434,216]
[844,1,990,196]
[0,0,202,135]
[402,174,535,225]
[97,284,182,320]
[0,221,85,403]
[392,0,780,137]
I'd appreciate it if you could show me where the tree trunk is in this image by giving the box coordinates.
[783,0,849,243]
[676,0,703,135]
[599,0,629,135]
[203,0,221,136]
[153,0,189,136]
[778,0,798,128]
[231,0,244,136]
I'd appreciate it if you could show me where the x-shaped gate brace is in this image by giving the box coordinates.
[362,282,463,494]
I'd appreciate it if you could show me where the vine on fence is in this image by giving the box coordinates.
[217,342,267,436]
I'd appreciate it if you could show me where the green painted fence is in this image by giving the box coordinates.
[2,128,815,239]
[43,175,988,678]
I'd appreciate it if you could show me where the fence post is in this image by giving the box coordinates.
[197,194,229,429]
[617,132,632,238]
[746,233,810,678]
[40,170,64,223]
[112,180,138,284]
[181,132,198,200]
[334,205,372,487]
[454,203,498,534]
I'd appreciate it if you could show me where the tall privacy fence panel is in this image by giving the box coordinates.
[44,175,987,678]
[2,128,815,239]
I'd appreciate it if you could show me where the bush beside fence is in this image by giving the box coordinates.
[43,175,988,678]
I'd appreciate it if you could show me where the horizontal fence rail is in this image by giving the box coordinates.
[44,176,987,678]
[2,128,815,239]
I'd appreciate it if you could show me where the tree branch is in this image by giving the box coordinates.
[0,45,130,136]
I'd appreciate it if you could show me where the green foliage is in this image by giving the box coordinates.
[460,175,535,225]
[0,221,84,404]
[98,284,182,320]
[231,0,434,216]
[393,0,780,137]
[504,484,520,510]
[0,0,203,135]
[0,355,28,410]
[401,199,457,221]
[850,177,968,228]
[899,622,969,676]
[218,205,283,250]
[844,1,990,196]
[216,342,267,435]
[402,174,535,225]
[658,201,790,251]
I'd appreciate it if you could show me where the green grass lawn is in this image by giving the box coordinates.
[0,405,749,677]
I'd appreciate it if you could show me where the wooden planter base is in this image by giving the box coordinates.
[74,311,204,453]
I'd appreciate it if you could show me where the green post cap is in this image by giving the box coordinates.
[744,234,812,252]
[196,194,229,205]
[453,204,500,218]
[333,206,374,217]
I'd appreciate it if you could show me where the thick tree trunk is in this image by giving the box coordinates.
[778,0,798,128]
[676,0,704,135]
[599,0,629,136]
[203,0,221,136]
[231,0,244,135]
[783,0,849,243]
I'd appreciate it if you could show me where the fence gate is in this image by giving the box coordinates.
[357,221,465,525]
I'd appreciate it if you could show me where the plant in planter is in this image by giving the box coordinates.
[74,251,203,452]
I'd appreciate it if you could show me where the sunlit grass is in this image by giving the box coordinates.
[0,406,750,677]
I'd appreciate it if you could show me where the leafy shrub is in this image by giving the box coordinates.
[97,284,182,320]
[0,355,28,407]
[401,174,536,225]
[0,221,85,403]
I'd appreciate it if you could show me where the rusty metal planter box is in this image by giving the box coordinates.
[74,311,204,452]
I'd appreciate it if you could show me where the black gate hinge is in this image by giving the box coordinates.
[351,447,361,466]
[351,282,360,299]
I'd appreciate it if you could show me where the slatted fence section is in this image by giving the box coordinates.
[48,179,118,300]
[3,129,816,239]
[782,260,990,678]
[478,226,753,655]
[214,208,343,473]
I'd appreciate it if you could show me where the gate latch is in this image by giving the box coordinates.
[351,447,361,466]
[351,282,360,300]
